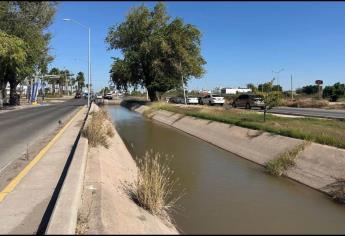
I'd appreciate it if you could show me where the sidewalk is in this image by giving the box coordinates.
[0,106,87,234]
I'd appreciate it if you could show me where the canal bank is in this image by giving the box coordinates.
[121,100,345,197]
[76,103,178,234]
[107,104,345,234]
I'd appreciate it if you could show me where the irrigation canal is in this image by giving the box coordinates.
[107,105,345,234]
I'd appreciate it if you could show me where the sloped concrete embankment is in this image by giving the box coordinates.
[76,103,178,234]
[124,102,345,195]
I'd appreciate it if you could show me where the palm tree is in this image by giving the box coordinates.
[76,72,85,92]
[48,67,60,95]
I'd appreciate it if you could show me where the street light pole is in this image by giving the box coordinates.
[88,27,91,108]
[63,18,91,108]
[272,68,284,92]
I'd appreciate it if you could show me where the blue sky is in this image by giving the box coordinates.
[48,1,345,92]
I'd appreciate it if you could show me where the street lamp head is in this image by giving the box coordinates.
[63,18,71,21]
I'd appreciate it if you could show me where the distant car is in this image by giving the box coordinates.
[168,97,179,103]
[200,94,224,106]
[232,94,265,109]
[186,96,199,105]
[96,93,103,99]
[104,93,113,100]
[75,92,81,99]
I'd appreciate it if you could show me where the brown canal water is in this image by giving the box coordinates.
[107,105,345,234]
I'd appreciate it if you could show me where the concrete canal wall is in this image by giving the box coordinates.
[123,101,345,195]
[76,103,178,234]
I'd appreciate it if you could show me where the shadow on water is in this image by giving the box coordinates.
[107,105,345,234]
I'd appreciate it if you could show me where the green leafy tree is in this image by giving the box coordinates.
[48,67,60,95]
[0,1,57,104]
[246,83,257,93]
[258,82,273,93]
[106,2,206,101]
[299,85,319,95]
[323,82,345,102]
[0,30,27,101]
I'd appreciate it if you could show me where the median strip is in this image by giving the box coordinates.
[0,107,84,203]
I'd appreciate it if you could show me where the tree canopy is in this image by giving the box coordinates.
[105,2,206,101]
[0,1,57,104]
[76,72,85,91]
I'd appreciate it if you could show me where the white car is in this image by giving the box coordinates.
[201,94,224,106]
[96,94,103,99]
[186,96,199,105]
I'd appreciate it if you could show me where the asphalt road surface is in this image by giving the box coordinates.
[267,106,345,119]
[221,103,345,120]
[0,98,86,172]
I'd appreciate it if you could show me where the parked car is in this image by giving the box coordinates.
[104,93,113,100]
[186,96,199,105]
[96,93,103,99]
[75,91,81,99]
[168,96,181,104]
[232,94,265,109]
[200,94,225,106]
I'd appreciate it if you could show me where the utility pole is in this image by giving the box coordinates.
[291,74,293,100]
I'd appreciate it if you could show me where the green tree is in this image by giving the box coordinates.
[48,67,60,95]
[106,2,206,101]
[258,82,273,93]
[300,85,319,95]
[246,83,257,93]
[0,30,27,102]
[0,1,57,104]
[76,72,85,91]
[323,82,345,102]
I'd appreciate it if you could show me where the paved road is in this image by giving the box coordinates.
[266,106,345,119]
[0,98,86,172]
[221,103,345,120]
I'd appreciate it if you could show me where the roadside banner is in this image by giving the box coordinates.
[31,81,41,103]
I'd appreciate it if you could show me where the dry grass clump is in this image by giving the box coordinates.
[265,141,310,176]
[82,108,114,148]
[283,98,329,108]
[126,150,182,221]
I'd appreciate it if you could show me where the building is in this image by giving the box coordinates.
[221,88,252,95]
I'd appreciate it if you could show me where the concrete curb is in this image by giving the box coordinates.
[45,137,88,234]
[45,108,90,234]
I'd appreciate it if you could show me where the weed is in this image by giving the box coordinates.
[265,141,309,176]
